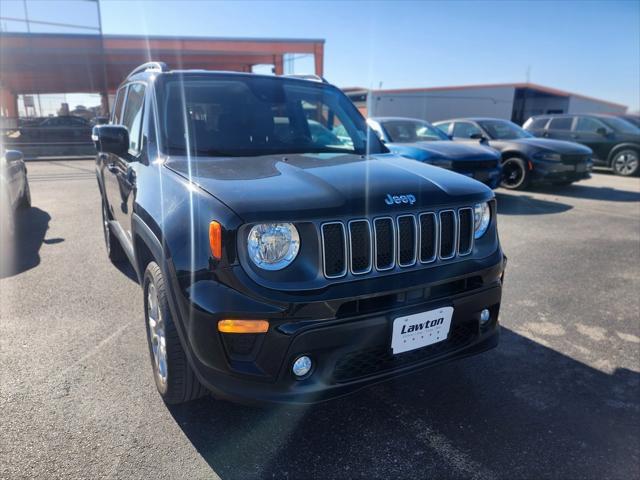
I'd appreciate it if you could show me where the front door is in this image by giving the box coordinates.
[572,116,611,163]
[102,83,146,244]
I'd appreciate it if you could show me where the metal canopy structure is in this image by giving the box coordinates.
[0,32,325,116]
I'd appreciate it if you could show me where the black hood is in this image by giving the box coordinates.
[492,137,593,154]
[165,153,492,222]
[389,141,500,161]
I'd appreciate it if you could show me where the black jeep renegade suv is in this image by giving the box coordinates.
[93,62,506,405]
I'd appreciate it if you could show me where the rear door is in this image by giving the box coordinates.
[544,116,575,141]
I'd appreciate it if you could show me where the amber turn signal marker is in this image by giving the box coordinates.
[209,221,222,260]
[218,319,269,334]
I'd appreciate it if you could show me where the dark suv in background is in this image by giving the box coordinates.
[435,118,592,190]
[93,63,505,405]
[523,114,640,176]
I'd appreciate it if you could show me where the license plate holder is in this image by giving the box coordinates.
[391,307,454,355]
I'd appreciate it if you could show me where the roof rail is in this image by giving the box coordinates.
[127,61,168,78]
[282,73,328,83]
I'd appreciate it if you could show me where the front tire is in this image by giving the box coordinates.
[143,261,207,404]
[611,149,639,176]
[501,157,531,190]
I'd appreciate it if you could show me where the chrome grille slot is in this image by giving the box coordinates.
[419,212,437,263]
[320,206,476,279]
[349,220,372,274]
[439,210,457,259]
[321,222,347,278]
[457,208,474,256]
[374,217,395,271]
[397,215,417,267]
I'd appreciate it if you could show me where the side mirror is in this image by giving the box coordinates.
[469,132,486,141]
[4,150,23,162]
[596,127,610,137]
[92,125,129,156]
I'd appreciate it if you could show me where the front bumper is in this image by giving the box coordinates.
[165,249,506,404]
[531,158,592,184]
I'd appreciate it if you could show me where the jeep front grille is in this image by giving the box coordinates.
[321,207,475,279]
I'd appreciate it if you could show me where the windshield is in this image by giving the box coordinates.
[600,116,640,134]
[381,119,449,142]
[156,75,385,157]
[478,120,533,139]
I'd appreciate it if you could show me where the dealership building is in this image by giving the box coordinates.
[344,83,627,125]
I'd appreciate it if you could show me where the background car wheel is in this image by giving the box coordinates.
[143,261,207,404]
[501,157,530,190]
[19,182,31,209]
[611,149,639,176]
[101,201,126,263]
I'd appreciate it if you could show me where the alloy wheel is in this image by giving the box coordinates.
[501,159,525,188]
[612,150,639,176]
[147,282,168,388]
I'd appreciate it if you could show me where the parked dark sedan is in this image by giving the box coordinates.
[18,115,92,144]
[367,117,503,189]
[523,113,640,176]
[435,118,593,189]
[0,148,30,238]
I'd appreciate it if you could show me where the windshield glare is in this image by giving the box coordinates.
[158,76,385,157]
[382,120,448,143]
[478,120,533,139]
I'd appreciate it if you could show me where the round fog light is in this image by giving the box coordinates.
[292,355,312,378]
[480,309,491,325]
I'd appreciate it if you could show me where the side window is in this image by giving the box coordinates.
[112,86,127,125]
[528,118,549,130]
[453,122,482,139]
[575,117,605,133]
[435,122,452,135]
[548,117,573,131]
[121,83,146,154]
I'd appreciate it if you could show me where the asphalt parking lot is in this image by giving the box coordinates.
[1,160,639,480]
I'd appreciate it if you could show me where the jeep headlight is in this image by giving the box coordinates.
[247,223,300,270]
[473,202,491,239]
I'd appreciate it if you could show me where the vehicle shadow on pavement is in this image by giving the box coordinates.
[0,206,56,279]
[533,184,640,202]
[495,192,572,215]
[167,328,639,480]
